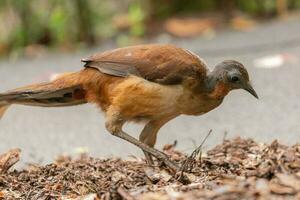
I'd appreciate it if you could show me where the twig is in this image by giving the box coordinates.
[223,131,228,142]
[180,129,212,173]
[25,189,33,200]
[117,186,136,200]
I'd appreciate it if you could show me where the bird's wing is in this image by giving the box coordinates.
[82,44,208,85]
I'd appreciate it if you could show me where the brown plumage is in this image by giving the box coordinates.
[82,44,208,85]
[0,44,258,172]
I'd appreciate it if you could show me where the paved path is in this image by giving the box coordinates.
[1,17,300,166]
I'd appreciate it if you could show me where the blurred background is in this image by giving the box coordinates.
[1,0,300,166]
[1,0,300,57]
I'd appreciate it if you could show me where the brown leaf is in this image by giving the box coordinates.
[269,182,296,195]
[111,171,126,183]
[276,173,300,191]
[144,167,172,183]
[0,191,4,198]
[0,148,21,173]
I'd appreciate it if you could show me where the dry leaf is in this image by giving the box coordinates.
[0,138,300,199]
[0,148,21,173]
[276,173,300,191]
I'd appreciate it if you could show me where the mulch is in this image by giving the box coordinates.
[0,137,300,200]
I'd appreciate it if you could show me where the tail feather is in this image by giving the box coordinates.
[0,71,88,119]
[0,85,86,107]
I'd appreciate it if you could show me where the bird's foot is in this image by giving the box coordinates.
[144,153,191,184]
[154,151,180,172]
[144,151,178,170]
[145,151,180,173]
[115,130,180,172]
[143,151,155,166]
[144,155,191,185]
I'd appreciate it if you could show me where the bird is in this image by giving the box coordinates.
[0,44,258,171]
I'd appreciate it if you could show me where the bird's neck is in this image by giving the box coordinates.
[204,73,218,92]
[204,72,230,99]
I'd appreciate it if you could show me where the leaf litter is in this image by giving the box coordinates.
[0,137,300,200]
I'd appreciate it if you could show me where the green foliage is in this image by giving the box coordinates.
[237,0,259,13]
[148,0,217,19]
[129,1,145,37]
[0,0,299,56]
[257,0,277,15]
[49,5,69,44]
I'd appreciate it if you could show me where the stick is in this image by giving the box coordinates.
[180,129,212,173]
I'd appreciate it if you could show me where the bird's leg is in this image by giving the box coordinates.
[139,121,160,165]
[105,111,179,172]
[117,130,179,171]
[139,117,175,165]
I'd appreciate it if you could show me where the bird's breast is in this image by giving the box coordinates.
[177,89,224,116]
[110,76,184,120]
[105,75,223,120]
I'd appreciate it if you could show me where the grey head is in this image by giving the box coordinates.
[209,60,258,99]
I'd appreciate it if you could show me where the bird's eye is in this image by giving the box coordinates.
[231,76,239,82]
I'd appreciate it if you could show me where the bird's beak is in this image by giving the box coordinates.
[243,82,259,99]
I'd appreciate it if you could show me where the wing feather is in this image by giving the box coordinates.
[86,61,140,77]
[82,44,208,85]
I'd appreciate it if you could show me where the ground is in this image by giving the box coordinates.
[0,17,300,167]
[0,137,299,199]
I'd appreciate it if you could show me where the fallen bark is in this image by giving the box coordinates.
[0,138,299,199]
[0,148,20,174]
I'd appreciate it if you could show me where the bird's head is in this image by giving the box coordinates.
[210,60,258,99]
